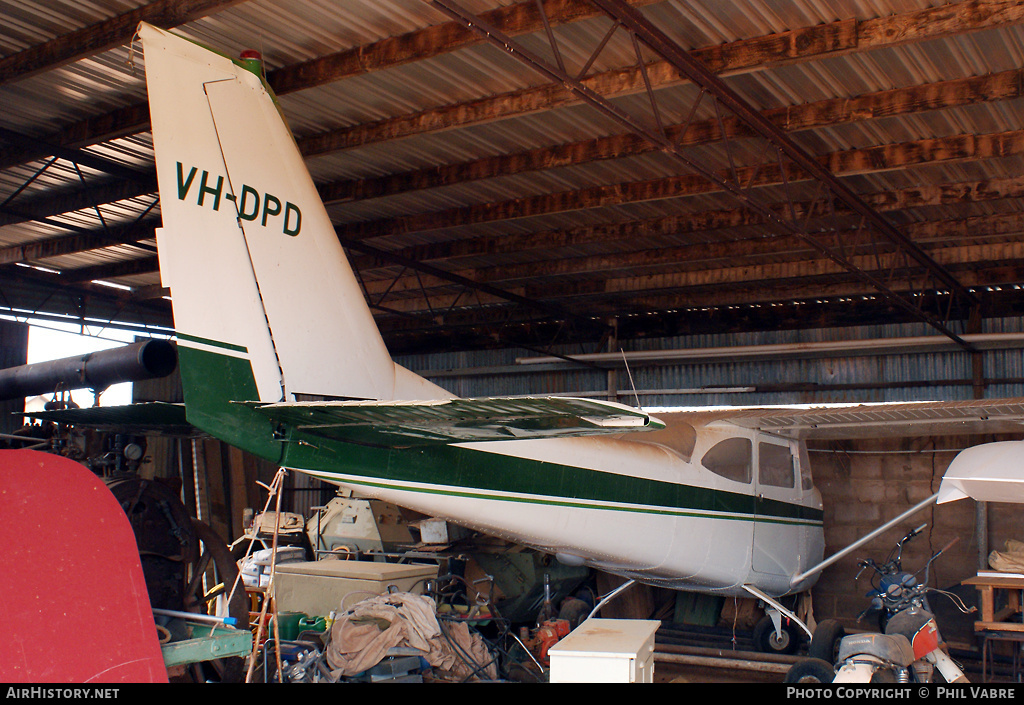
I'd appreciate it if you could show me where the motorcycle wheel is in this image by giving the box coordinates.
[784,658,835,684]
[753,614,801,655]
[809,619,846,663]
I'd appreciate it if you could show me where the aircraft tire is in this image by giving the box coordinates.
[753,614,801,655]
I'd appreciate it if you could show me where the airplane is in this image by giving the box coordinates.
[131,21,825,642]
[27,22,1024,653]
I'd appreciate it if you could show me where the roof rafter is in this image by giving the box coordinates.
[346,176,1024,269]
[3,0,1019,172]
[0,0,248,86]
[427,0,981,349]
[299,0,1024,156]
[332,128,1024,240]
[359,243,1021,319]
[0,0,648,170]
[31,153,1024,303]
[0,217,159,266]
[14,66,1024,239]
[317,69,1024,204]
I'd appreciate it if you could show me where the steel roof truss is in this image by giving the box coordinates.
[426,0,981,351]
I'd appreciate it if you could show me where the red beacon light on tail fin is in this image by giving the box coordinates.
[239,49,262,76]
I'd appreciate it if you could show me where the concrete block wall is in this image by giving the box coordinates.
[808,434,1024,645]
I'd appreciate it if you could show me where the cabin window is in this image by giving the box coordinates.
[759,442,795,488]
[701,438,751,483]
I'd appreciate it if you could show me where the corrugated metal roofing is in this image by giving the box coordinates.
[3,0,1024,399]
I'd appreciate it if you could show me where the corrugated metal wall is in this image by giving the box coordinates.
[396,317,1024,407]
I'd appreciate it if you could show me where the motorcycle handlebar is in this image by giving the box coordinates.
[903,523,927,543]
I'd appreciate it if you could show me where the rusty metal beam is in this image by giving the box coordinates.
[589,0,972,296]
[0,218,159,266]
[426,0,980,351]
[339,236,584,326]
[0,127,151,182]
[347,177,1024,271]
[6,0,1020,175]
[0,0,647,171]
[0,0,249,86]
[317,70,1024,204]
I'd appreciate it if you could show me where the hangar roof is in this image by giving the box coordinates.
[2,0,1024,356]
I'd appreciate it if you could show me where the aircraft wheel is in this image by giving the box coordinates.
[808,619,845,663]
[753,614,801,655]
[784,658,835,684]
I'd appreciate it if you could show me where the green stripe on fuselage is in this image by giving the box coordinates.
[279,438,821,526]
[177,341,823,527]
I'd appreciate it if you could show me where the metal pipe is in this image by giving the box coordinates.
[653,652,791,675]
[0,339,176,401]
[152,607,237,627]
[657,642,801,666]
[789,492,939,587]
[0,432,44,443]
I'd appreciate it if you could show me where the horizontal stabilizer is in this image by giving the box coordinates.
[243,396,664,446]
[24,402,197,436]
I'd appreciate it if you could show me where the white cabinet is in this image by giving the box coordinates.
[548,618,660,683]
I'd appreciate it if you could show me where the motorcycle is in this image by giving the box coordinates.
[787,524,973,684]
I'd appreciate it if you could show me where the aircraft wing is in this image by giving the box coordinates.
[707,398,1024,440]
[24,401,198,436]
[241,396,664,446]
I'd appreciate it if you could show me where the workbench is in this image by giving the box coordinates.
[963,573,1024,682]
[159,619,253,673]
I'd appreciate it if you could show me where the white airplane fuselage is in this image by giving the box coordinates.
[277,409,825,597]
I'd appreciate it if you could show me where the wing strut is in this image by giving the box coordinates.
[788,492,940,588]
[587,578,637,621]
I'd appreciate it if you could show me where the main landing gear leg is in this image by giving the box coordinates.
[743,584,812,655]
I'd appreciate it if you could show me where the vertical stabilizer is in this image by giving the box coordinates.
[140,23,448,410]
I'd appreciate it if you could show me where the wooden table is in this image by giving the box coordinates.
[964,573,1024,681]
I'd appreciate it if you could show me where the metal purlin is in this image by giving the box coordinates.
[0,128,165,335]
[425,0,982,352]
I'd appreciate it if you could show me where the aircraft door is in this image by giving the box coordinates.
[751,438,802,577]
[698,436,756,583]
